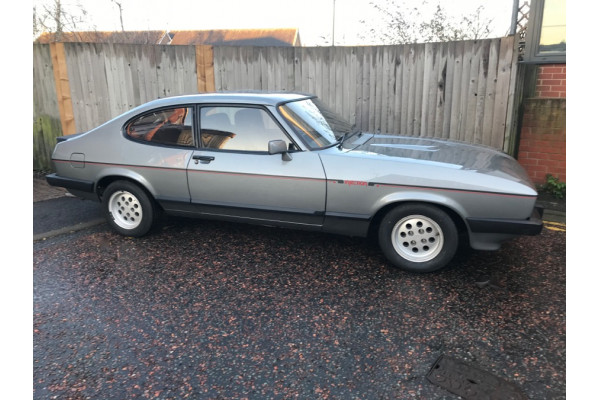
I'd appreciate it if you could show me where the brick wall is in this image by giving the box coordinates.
[517,63,566,185]
[535,64,566,98]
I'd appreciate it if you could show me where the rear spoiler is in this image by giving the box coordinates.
[56,132,86,143]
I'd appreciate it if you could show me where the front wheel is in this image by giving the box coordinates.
[378,203,458,273]
[102,180,157,237]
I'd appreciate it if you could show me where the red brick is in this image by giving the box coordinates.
[546,141,565,150]
[539,91,561,98]
[531,152,553,160]
[538,145,562,154]
[530,172,547,183]
[554,169,566,179]
[541,66,564,74]
[519,139,532,148]
[531,149,546,156]
[551,163,565,171]
[528,165,549,173]
[521,117,533,127]
[520,123,532,131]
[538,160,561,170]
[518,158,538,166]
[520,128,533,136]
[522,112,534,120]
[534,140,552,147]
[540,79,563,86]
[521,165,535,176]
[521,163,534,172]
[531,171,544,180]
[554,165,566,173]
[518,96,565,182]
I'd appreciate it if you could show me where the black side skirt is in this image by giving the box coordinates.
[157,198,371,237]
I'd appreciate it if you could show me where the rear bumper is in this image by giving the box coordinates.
[466,206,544,236]
[46,173,94,193]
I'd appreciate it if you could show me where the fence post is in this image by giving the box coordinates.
[49,42,76,136]
[196,45,215,92]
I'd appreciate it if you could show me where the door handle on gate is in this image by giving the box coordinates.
[193,155,215,163]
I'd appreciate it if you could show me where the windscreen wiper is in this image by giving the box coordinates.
[337,128,361,149]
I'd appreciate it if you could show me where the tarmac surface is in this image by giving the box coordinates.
[33,174,566,399]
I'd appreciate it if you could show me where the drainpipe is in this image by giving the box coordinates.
[510,0,519,35]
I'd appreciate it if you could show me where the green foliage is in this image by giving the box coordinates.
[33,114,63,171]
[541,174,566,199]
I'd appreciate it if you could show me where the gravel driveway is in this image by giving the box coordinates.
[33,212,566,399]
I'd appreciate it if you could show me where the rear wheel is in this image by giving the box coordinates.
[378,203,458,272]
[102,180,157,237]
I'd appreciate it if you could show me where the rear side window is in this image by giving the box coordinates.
[126,107,194,147]
[200,106,292,151]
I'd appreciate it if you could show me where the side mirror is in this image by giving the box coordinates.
[268,140,293,161]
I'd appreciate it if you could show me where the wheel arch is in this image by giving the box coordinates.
[95,170,158,206]
[368,198,468,241]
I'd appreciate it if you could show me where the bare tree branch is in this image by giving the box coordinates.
[111,0,125,32]
[33,0,95,41]
[362,0,493,44]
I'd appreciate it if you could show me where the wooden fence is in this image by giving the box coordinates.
[33,37,519,170]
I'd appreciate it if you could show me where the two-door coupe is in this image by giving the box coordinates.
[47,92,543,272]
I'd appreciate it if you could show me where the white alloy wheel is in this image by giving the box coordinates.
[390,215,444,263]
[378,203,458,272]
[108,190,143,230]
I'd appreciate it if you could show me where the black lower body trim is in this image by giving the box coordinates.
[157,198,325,226]
[46,173,94,193]
[322,212,371,237]
[157,198,371,237]
[467,207,543,236]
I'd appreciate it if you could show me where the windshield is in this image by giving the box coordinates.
[278,98,353,149]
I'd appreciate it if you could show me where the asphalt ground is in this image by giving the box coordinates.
[33,176,566,399]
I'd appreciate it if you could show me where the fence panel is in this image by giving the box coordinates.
[33,44,62,170]
[213,37,516,149]
[62,43,198,133]
[34,37,518,170]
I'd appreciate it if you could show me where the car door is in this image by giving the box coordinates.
[186,105,327,227]
[121,105,196,207]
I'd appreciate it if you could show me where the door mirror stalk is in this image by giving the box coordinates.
[268,140,293,161]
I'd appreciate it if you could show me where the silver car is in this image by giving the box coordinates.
[47,92,543,272]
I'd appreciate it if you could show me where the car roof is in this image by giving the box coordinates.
[141,92,313,109]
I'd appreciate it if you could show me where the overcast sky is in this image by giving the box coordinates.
[33,0,516,45]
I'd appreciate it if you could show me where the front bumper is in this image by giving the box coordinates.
[466,205,544,236]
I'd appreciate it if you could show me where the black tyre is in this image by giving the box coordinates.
[102,180,157,237]
[378,203,458,273]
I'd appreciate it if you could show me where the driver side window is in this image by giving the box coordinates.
[200,106,292,151]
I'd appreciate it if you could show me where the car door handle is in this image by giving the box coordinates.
[193,155,215,163]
